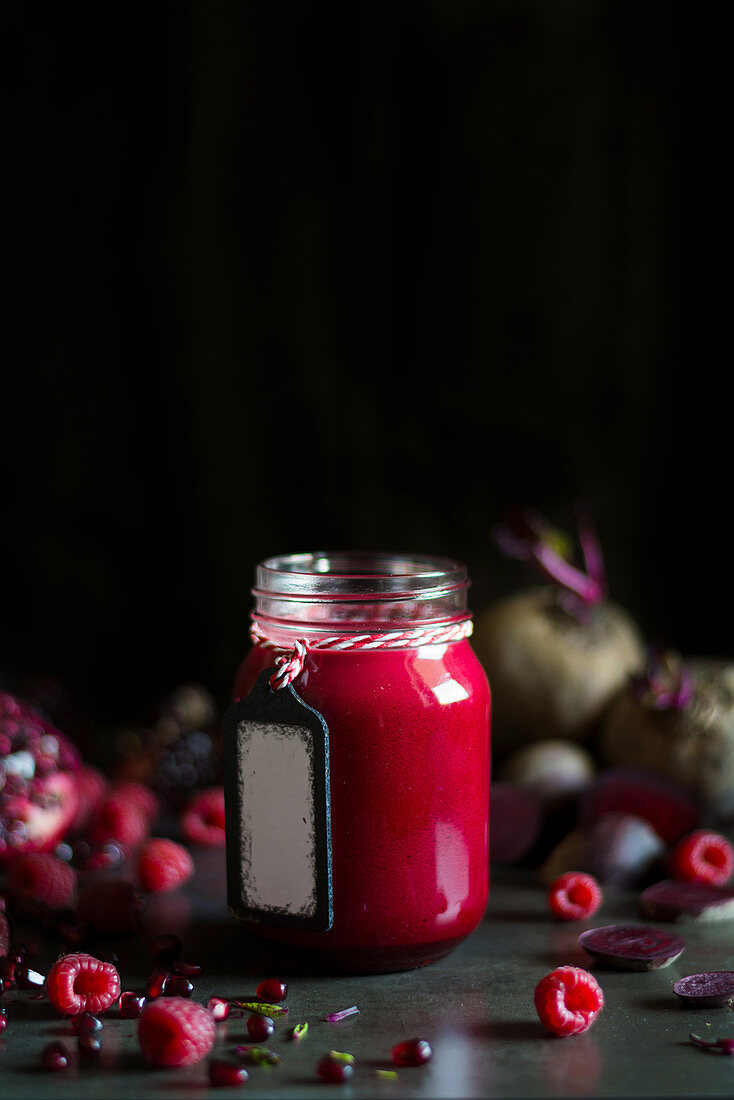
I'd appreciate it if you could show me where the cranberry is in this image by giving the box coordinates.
[391,1038,433,1066]
[256,977,288,1003]
[41,1041,70,1071]
[72,1011,103,1035]
[317,1055,354,1083]
[144,967,170,1000]
[150,933,182,964]
[209,1060,249,1087]
[119,991,146,1019]
[207,996,230,1021]
[163,975,194,998]
[247,1013,275,1042]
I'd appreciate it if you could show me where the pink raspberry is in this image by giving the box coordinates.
[138,838,194,893]
[7,852,77,911]
[113,782,160,823]
[180,788,226,847]
[548,872,603,921]
[137,997,216,1066]
[669,830,734,886]
[70,766,109,834]
[87,789,151,851]
[46,953,121,1016]
[534,966,604,1036]
[76,880,144,935]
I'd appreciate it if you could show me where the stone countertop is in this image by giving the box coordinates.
[2,851,733,1099]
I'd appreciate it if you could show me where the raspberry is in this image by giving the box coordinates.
[137,997,216,1066]
[76,880,144,935]
[534,966,604,1036]
[46,953,121,1016]
[180,788,226,847]
[138,838,194,893]
[70,766,109,834]
[86,785,154,851]
[669,830,734,886]
[7,852,77,911]
[548,872,603,921]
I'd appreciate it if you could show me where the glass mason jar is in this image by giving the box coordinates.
[230,552,491,973]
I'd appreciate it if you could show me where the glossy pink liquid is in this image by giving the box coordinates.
[233,638,490,973]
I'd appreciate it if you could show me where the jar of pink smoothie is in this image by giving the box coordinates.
[226,552,490,973]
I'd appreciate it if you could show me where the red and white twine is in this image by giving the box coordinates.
[250,620,474,690]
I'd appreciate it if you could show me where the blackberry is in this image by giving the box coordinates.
[152,728,221,809]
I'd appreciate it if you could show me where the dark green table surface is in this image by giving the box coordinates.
[2,850,734,1099]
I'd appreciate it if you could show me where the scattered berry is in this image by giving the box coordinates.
[0,1006,7,1034]
[144,967,170,1000]
[256,977,288,1003]
[137,997,216,1067]
[70,766,109,834]
[13,964,45,989]
[46,953,121,1016]
[154,728,220,810]
[534,966,604,1036]
[209,1060,249,1087]
[87,786,152,851]
[207,996,230,1021]
[180,787,226,847]
[670,830,734,886]
[247,1013,275,1042]
[138,838,194,893]
[173,957,201,978]
[164,975,194,998]
[7,852,77,910]
[548,872,603,921]
[41,1041,71,1071]
[76,880,144,935]
[391,1038,433,1066]
[72,1011,103,1035]
[119,992,146,1019]
[317,1054,354,1083]
[78,1032,102,1058]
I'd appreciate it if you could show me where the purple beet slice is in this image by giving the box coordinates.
[640,880,734,923]
[674,972,734,1007]
[578,924,686,970]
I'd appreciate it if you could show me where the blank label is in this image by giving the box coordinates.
[223,670,333,931]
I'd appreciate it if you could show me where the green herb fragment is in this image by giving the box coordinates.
[328,1050,355,1064]
[376,1070,398,1079]
[289,1023,308,1042]
[234,1044,282,1065]
[233,1000,290,1017]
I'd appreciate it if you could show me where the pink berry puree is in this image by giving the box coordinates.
[233,635,490,972]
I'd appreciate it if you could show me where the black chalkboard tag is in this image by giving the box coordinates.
[223,669,333,932]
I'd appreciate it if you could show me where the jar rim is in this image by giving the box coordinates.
[254,551,468,599]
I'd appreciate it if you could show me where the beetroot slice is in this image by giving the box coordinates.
[640,880,734,923]
[578,924,686,970]
[674,972,734,1008]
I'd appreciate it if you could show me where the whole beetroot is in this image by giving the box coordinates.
[474,511,644,754]
[600,650,734,819]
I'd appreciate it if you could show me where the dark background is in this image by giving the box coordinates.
[1,2,730,723]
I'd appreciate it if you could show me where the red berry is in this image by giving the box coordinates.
[13,964,45,989]
[41,1041,70,1071]
[137,997,216,1067]
[46,953,121,1016]
[76,880,144,935]
[164,975,194,998]
[534,966,604,1036]
[70,766,109,834]
[138,838,194,893]
[548,872,603,921]
[207,996,230,1021]
[173,957,202,978]
[391,1038,433,1066]
[247,1013,275,1042]
[209,1060,249,1087]
[180,788,226,847]
[72,1011,103,1035]
[7,852,77,911]
[670,831,734,886]
[119,992,146,1019]
[86,788,151,851]
[0,1007,7,1034]
[78,1032,102,1058]
[317,1055,354,1083]
[256,977,288,1003]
